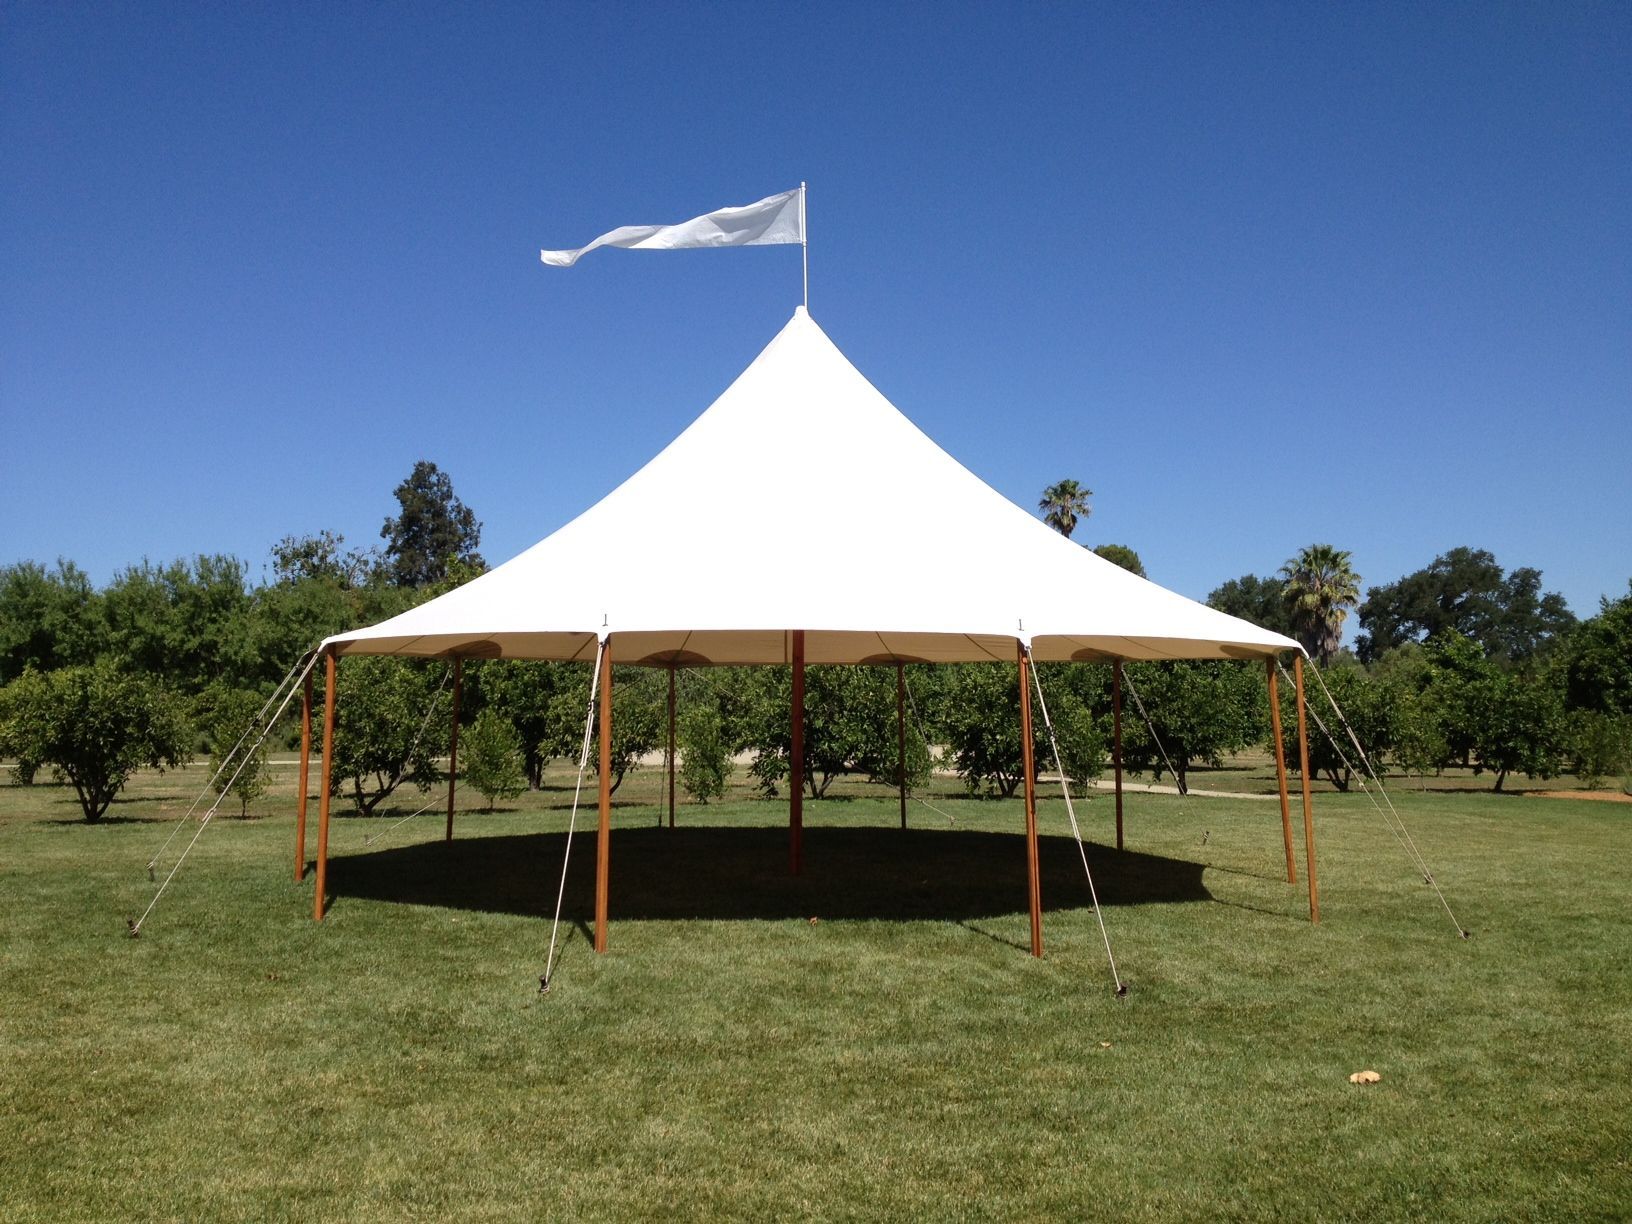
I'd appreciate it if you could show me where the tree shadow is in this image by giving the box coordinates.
[326,825,1212,924]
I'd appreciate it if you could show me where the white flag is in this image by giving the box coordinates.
[540,188,804,267]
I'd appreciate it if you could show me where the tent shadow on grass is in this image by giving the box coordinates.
[325,825,1211,924]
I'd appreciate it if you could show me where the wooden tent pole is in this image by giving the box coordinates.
[295,666,312,882]
[313,650,337,921]
[594,638,613,953]
[1294,656,1320,923]
[1112,660,1124,852]
[667,663,676,829]
[1018,642,1043,958]
[897,661,907,830]
[1265,658,1297,883]
[445,658,461,842]
[790,630,805,875]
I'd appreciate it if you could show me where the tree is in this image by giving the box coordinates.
[101,555,258,695]
[932,662,1100,798]
[542,666,663,795]
[474,661,572,789]
[1271,660,1395,791]
[0,560,103,684]
[1092,543,1146,577]
[328,658,449,816]
[1356,547,1574,664]
[0,662,191,821]
[1207,574,1296,638]
[200,687,272,817]
[1038,479,1092,539]
[678,704,731,802]
[270,531,375,589]
[1118,660,1261,793]
[1563,580,1632,716]
[1279,545,1360,666]
[461,709,527,810]
[380,460,484,588]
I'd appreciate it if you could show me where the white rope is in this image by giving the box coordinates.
[1027,649,1125,995]
[1119,668,1187,796]
[1289,661,1468,937]
[540,641,605,993]
[145,649,315,874]
[130,650,321,936]
[361,794,444,847]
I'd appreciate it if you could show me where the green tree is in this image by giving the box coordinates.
[932,662,1100,798]
[101,555,257,694]
[461,708,527,810]
[328,657,449,815]
[1092,543,1146,577]
[1279,545,1361,666]
[1563,580,1632,715]
[1568,712,1632,791]
[1356,547,1574,664]
[1038,479,1092,539]
[542,666,662,795]
[380,460,484,588]
[0,560,104,683]
[1119,660,1261,793]
[475,660,570,789]
[1207,574,1296,638]
[200,687,272,817]
[1271,661,1394,791]
[0,662,191,821]
[678,704,731,802]
[270,530,375,589]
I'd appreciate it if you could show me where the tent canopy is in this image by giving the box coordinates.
[323,308,1298,666]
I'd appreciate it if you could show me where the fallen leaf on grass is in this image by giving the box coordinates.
[1349,1070,1381,1084]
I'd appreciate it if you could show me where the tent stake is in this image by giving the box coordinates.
[897,662,907,830]
[594,638,613,953]
[1294,657,1320,923]
[1112,660,1124,852]
[1018,643,1043,957]
[1266,658,1297,884]
[295,667,312,882]
[667,663,676,829]
[314,651,337,921]
[445,658,462,842]
[790,630,805,875]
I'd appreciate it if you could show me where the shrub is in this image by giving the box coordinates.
[461,708,527,810]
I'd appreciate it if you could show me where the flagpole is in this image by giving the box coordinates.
[800,181,808,311]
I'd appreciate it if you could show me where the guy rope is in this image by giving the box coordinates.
[538,640,605,994]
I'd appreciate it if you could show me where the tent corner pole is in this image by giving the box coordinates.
[667,663,676,829]
[295,665,312,882]
[1294,656,1320,923]
[595,638,613,953]
[1018,643,1043,958]
[445,658,461,843]
[1266,657,1297,884]
[790,630,805,875]
[313,649,337,921]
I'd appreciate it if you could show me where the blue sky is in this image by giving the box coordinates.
[4,2,1628,623]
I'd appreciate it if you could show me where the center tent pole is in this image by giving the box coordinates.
[295,667,312,881]
[667,663,677,829]
[1265,657,1297,883]
[896,661,907,830]
[313,650,338,921]
[790,630,805,875]
[594,637,614,953]
[1294,656,1320,924]
[1112,660,1124,852]
[445,658,462,842]
[1017,642,1043,958]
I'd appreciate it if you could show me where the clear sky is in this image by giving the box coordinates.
[4,2,1628,623]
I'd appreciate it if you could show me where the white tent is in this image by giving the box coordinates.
[321,307,1297,666]
[300,308,1318,952]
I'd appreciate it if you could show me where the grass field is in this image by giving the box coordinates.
[2,757,1628,1221]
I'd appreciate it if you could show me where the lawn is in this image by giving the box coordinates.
[2,758,1628,1221]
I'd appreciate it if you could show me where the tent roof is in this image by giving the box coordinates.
[325,308,1298,666]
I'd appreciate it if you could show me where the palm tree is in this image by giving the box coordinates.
[1038,479,1092,538]
[1279,544,1361,665]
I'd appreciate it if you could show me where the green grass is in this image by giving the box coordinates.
[2,759,1628,1221]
